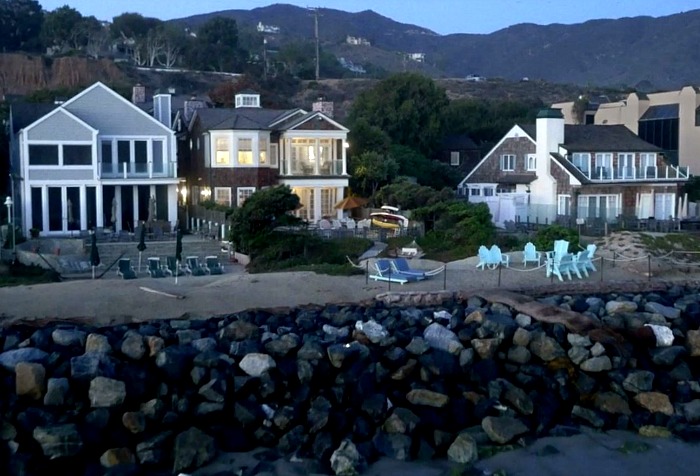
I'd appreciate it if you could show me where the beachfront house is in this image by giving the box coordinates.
[184,91,350,224]
[458,108,689,228]
[9,82,179,237]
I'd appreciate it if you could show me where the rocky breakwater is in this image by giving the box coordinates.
[2,284,700,475]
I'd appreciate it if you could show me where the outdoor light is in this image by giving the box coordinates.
[201,188,212,199]
[4,196,14,258]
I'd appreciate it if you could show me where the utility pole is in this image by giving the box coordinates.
[263,38,268,79]
[308,7,321,80]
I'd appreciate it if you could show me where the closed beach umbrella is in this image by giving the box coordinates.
[90,231,100,279]
[67,198,74,225]
[175,226,183,284]
[147,196,157,223]
[137,222,147,273]
[110,197,117,229]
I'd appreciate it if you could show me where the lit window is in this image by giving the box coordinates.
[215,137,230,165]
[238,138,253,165]
[214,187,231,206]
[237,187,256,206]
[259,138,268,165]
[450,151,460,166]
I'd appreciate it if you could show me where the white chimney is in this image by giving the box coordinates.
[531,108,564,221]
[153,94,172,128]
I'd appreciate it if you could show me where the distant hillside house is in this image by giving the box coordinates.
[257,21,280,34]
[339,57,367,74]
[185,91,350,223]
[459,108,688,228]
[407,53,425,63]
[552,86,700,175]
[346,35,371,46]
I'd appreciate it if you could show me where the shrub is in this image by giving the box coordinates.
[533,224,579,252]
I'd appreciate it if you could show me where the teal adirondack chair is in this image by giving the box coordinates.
[522,242,541,267]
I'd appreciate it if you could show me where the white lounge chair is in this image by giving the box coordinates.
[522,242,541,267]
[489,245,510,268]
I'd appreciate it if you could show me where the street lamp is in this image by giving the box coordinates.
[4,196,14,259]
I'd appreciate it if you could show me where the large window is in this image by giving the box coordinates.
[594,153,612,179]
[617,153,634,179]
[237,187,256,206]
[640,153,657,178]
[320,188,337,218]
[578,195,619,220]
[29,145,58,165]
[62,145,92,165]
[572,153,590,174]
[214,187,231,206]
[557,194,571,216]
[270,143,279,167]
[638,118,678,165]
[215,137,230,165]
[500,154,515,171]
[238,138,253,165]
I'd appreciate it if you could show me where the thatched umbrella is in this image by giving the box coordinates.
[137,221,147,273]
[334,196,368,210]
[90,231,100,279]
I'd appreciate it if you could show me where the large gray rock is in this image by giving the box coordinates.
[85,333,111,353]
[634,392,674,416]
[0,348,48,371]
[507,346,531,364]
[571,405,605,428]
[423,323,463,354]
[512,327,531,347]
[406,389,449,408]
[650,346,686,366]
[355,320,388,344]
[482,416,529,444]
[687,330,700,357]
[682,400,700,423]
[529,334,565,362]
[447,432,478,464]
[100,447,135,467]
[44,378,70,406]
[623,370,655,393]
[122,411,146,434]
[568,346,590,365]
[192,337,217,353]
[172,427,216,473]
[580,356,612,372]
[51,328,87,347]
[15,362,45,400]
[89,377,126,408]
[405,337,430,355]
[239,353,276,376]
[383,408,420,434]
[605,300,638,314]
[472,338,500,360]
[501,380,534,415]
[71,353,116,380]
[594,392,631,415]
[330,439,365,476]
[219,320,259,340]
[121,333,146,360]
[33,424,83,459]
[136,431,172,465]
[645,302,681,319]
[264,333,301,357]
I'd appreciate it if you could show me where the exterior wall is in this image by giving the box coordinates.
[26,110,94,141]
[465,137,535,183]
[28,169,94,181]
[551,160,573,196]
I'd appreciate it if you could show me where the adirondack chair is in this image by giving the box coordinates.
[489,245,510,268]
[573,249,592,278]
[545,240,570,277]
[585,244,598,271]
[476,245,490,270]
[522,242,541,267]
[548,252,574,281]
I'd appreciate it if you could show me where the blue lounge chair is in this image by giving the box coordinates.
[390,258,427,279]
[585,244,598,271]
[369,259,419,285]
[164,256,185,276]
[547,252,581,281]
[522,242,541,267]
[489,245,510,268]
[204,256,224,275]
[574,249,593,277]
[147,257,166,278]
[476,245,491,270]
[117,258,137,280]
[186,256,207,276]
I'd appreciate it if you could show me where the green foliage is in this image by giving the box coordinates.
[0,262,60,287]
[533,224,579,252]
[374,181,454,210]
[277,41,345,79]
[187,17,243,72]
[0,0,44,51]
[110,12,161,40]
[389,145,461,189]
[347,118,391,156]
[199,199,235,217]
[350,150,399,197]
[683,175,700,202]
[349,73,449,157]
[248,235,371,275]
[229,185,301,254]
[572,95,589,124]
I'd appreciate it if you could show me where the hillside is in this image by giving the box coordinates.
[172,5,700,90]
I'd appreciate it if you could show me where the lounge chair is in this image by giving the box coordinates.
[185,256,207,276]
[585,244,598,271]
[489,245,510,268]
[546,240,570,277]
[204,256,224,275]
[390,258,427,280]
[547,252,582,281]
[147,257,166,278]
[522,242,541,267]
[574,249,593,277]
[476,245,491,270]
[369,259,420,285]
[117,258,137,280]
[163,256,185,276]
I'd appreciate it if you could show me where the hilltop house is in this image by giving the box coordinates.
[553,86,700,175]
[9,82,179,237]
[184,91,349,223]
[458,108,689,227]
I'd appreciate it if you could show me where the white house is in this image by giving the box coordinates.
[9,82,179,237]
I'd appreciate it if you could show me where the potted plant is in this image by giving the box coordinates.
[29,227,40,239]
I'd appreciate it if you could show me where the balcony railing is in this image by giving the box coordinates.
[99,162,176,179]
[284,159,345,176]
[576,165,689,182]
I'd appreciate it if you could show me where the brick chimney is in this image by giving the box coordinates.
[312,97,334,118]
[132,84,146,104]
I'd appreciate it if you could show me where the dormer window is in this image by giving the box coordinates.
[235,92,260,108]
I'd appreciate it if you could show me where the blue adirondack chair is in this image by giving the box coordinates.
[585,244,598,271]
[489,245,510,268]
[574,249,593,277]
[522,242,541,267]
[476,245,491,270]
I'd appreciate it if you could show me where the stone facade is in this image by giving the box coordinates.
[465,137,536,184]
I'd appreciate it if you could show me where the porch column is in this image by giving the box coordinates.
[132,186,139,229]
[96,186,104,229]
[115,186,122,231]
[285,138,292,175]
[168,185,178,227]
[314,138,320,175]
[41,186,49,233]
[61,187,68,233]
[23,183,31,235]
[341,138,347,175]
[80,186,87,231]
[314,188,322,222]
[336,187,344,220]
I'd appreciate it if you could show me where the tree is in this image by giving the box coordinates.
[110,12,160,40]
[157,24,185,68]
[350,151,398,197]
[0,0,44,52]
[347,118,390,156]
[41,5,83,51]
[374,181,454,210]
[348,73,448,157]
[229,185,301,254]
[187,17,242,72]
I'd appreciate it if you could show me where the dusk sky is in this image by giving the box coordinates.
[37,0,700,35]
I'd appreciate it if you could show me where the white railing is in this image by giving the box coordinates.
[98,162,176,179]
[577,165,689,181]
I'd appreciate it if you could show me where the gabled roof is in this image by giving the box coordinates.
[551,153,590,184]
[10,102,59,134]
[194,107,301,131]
[282,110,349,132]
[520,124,662,152]
[441,134,479,150]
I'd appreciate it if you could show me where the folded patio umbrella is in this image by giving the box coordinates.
[137,222,147,273]
[90,232,100,279]
[175,226,183,284]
